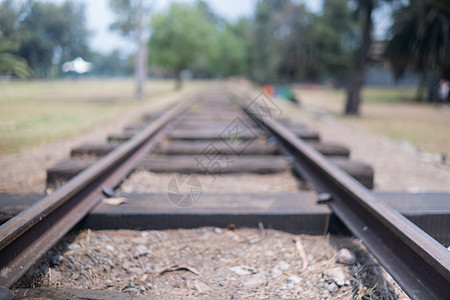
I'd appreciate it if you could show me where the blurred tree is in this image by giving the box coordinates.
[386,0,450,101]
[345,0,380,115]
[0,41,31,78]
[273,1,318,82]
[92,49,128,76]
[249,0,280,83]
[110,0,151,100]
[16,1,90,78]
[148,2,213,89]
[0,1,30,78]
[208,21,249,77]
[312,0,358,86]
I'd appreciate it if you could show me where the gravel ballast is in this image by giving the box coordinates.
[19,228,406,299]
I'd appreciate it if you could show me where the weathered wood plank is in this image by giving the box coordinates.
[46,158,96,190]
[0,193,43,224]
[82,192,331,234]
[328,158,374,189]
[307,142,350,158]
[71,143,121,157]
[156,140,279,155]
[167,128,319,141]
[141,155,290,174]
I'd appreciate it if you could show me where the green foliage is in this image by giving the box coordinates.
[311,0,358,85]
[148,3,214,77]
[386,0,450,79]
[248,0,281,83]
[208,21,249,77]
[0,0,91,78]
[0,41,31,78]
[92,49,130,76]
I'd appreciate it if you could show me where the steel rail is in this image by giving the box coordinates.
[0,92,200,288]
[230,92,450,300]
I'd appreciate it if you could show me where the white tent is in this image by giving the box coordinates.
[62,57,93,74]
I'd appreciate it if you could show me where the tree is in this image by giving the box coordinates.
[16,1,91,78]
[345,0,378,115]
[110,0,151,100]
[386,0,450,101]
[148,2,213,89]
[208,21,249,77]
[92,49,128,76]
[311,0,358,86]
[0,41,30,78]
[0,1,30,78]
[273,1,319,82]
[249,0,280,83]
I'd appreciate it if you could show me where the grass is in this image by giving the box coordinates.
[0,79,174,156]
[295,86,450,157]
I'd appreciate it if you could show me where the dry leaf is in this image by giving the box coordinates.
[102,197,127,206]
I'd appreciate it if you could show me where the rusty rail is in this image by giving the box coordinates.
[0,92,199,288]
[232,91,450,300]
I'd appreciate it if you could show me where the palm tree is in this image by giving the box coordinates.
[385,0,450,101]
[0,42,30,78]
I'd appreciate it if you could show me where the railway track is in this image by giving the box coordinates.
[0,85,449,299]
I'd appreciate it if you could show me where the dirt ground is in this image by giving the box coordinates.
[20,228,406,299]
[275,89,450,193]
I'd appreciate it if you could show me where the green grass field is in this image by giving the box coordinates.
[295,87,450,157]
[0,79,174,156]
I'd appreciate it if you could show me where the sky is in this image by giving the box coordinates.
[44,0,388,55]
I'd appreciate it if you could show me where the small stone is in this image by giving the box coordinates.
[146,283,153,289]
[131,237,147,244]
[244,273,266,287]
[214,227,223,235]
[140,286,146,292]
[129,283,135,288]
[105,280,113,287]
[230,265,256,276]
[105,244,115,252]
[328,282,339,293]
[133,245,150,258]
[124,288,137,295]
[122,261,132,271]
[50,269,62,281]
[322,289,330,299]
[51,254,64,266]
[287,276,301,285]
[156,231,166,238]
[336,248,356,265]
[68,243,81,251]
[276,261,290,270]
[201,229,211,238]
[323,267,346,286]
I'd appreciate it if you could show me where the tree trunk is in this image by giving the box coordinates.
[345,1,373,115]
[415,73,427,102]
[135,0,146,101]
[175,71,182,90]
